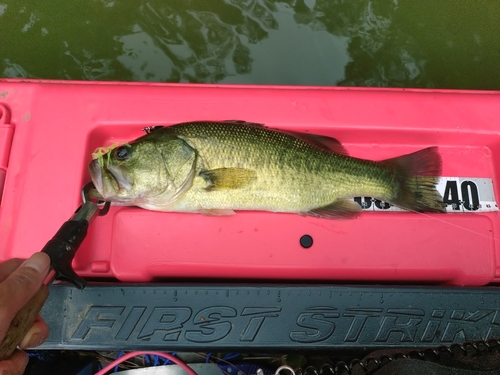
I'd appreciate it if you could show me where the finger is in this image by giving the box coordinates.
[0,253,50,339]
[0,349,29,375]
[19,315,49,349]
[0,259,24,282]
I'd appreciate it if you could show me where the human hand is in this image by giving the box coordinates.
[0,253,50,375]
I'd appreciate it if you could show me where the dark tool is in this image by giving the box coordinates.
[0,182,109,360]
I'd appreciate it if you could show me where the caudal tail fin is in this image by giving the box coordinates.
[383,147,445,213]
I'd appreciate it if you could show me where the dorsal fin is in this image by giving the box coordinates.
[223,120,266,127]
[142,126,165,134]
[280,130,349,156]
[222,121,348,155]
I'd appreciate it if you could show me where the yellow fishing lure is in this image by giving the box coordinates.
[92,142,131,168]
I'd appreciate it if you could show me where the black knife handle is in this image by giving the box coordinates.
[41,220,89,289]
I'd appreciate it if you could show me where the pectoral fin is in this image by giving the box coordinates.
[306,199,362,219]
[200,168,257,191]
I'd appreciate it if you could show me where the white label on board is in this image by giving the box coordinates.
[352,177,498,213]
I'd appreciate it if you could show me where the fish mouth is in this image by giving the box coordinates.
[88,159,133,199]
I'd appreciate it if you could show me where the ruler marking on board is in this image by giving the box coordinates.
[352,177,498,213]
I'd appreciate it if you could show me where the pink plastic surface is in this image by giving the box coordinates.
[1,80,499,286]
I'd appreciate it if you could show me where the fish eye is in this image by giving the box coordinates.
[115,146,130,160]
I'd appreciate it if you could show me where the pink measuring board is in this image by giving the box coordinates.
[1,80,499,286]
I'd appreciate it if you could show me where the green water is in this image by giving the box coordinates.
[1,0,499,89]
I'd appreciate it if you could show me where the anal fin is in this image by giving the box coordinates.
[200,208,236,216]
[306,199,362,220]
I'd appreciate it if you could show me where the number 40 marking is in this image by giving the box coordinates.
[443,180,480,211]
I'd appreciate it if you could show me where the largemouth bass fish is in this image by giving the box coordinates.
[88,121,444,219]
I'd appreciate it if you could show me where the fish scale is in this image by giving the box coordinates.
[89,121,444,218]
[166,122,394,210]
